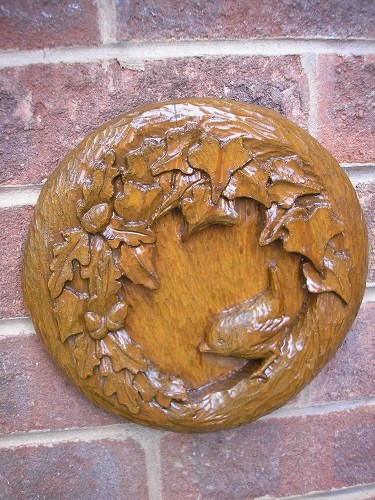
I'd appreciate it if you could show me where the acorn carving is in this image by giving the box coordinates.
[199,263,298,380]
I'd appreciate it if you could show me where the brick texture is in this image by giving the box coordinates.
[317,55,375,163]
[0,3,374,497]
[307,301,375,405]
[0,439,148,499]
[160,406,375,498]
[0,206,33,319]
[117,0,375,41]
[0,56,308,185]
[355,180,375,284]
[0,0,100,51]
[0,335,121,435]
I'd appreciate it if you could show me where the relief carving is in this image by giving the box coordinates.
[23,99,368,431]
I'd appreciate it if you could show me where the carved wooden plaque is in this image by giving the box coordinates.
[22,99,368,432]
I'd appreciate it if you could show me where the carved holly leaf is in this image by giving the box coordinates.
[54,289,88,342]
[223,152,322,209]
[49,229,90,299]
[103,369,140,414]
[114,182,163,223]
[222,161,271,207]
[242,138,294,161]
[267,156,322,208]
[151,124,201,176]
[119,243,159,289]
[188,136,252,203]
[98,330,147,373]
[181,181,240,240]
[303,236,351,303]
[267,182,321,209]
[260,195,344,270]
[102,216,156,248]
[74,333,100,379]
[259,203,287,243]
[268,156,320,186]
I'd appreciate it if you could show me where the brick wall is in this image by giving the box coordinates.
[0,1,374,498]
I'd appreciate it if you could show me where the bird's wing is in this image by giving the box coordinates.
[258,315,291,332]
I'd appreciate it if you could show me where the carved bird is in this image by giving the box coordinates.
[199,262,299,380]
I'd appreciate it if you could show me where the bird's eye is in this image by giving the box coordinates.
[217,339,225,345]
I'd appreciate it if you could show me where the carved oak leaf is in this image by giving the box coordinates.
[222,162,271,207]
[133,372,157,402]
[134,367,187,408]
[260,195,344,270]
[48,229,90,299]
[119,243,159,289]
[154,170,203,219]
[151,124,201,176]
[181,181,239,240]
[302,236,351,303]
[79,151,118,215]
[81,236,109,294]
[114,182,163,223]
[87,250,122,313]
[188,136,252,203]
[123,139,164,183]
[103,369,140,414]
[74,333,100,379]
[102,216,156,248]
[54,289,88,342]
[98,330,147,373]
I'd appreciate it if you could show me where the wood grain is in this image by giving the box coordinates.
[22,99,368,432]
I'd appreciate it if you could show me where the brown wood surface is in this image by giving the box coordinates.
[22,99,368,432]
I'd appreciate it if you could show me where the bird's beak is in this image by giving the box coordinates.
[199,342,212,353]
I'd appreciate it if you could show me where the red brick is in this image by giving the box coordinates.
[0,56,308,185]
[354,179,375,284]
[0,206,33,319]
[0,335,121,434]
[308,302,375,405]
[0,439,148,499]
[278,406,375,495]
[160,406,375,498]
[162,419,282,498]
[117,0,375,41]
[0,0,100,51]
[317,55,375,163]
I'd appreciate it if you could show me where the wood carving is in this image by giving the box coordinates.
[22,99,368,432]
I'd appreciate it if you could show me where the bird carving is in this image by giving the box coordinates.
[199,262,300,380]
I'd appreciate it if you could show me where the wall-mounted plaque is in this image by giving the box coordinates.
[22,99,368,432]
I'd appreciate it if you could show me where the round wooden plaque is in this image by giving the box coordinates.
[22,99,368,432]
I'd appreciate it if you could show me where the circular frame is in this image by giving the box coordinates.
[23,99,368,432]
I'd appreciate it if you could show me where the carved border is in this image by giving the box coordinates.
[23,99,367,431]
